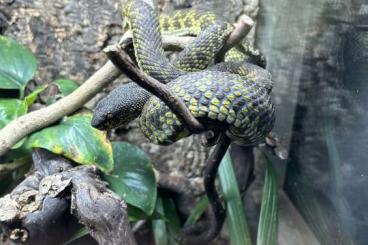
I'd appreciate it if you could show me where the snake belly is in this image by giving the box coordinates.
[93,0,275,146]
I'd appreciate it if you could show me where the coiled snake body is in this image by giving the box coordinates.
[92,0,275,146]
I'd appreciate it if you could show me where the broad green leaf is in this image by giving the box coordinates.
[24,84,48,107]
[46,79,78,105]
[219,151,252,245]
[27,114,113,173]
[0,99,28,148]
[0,36,37,97]
[257,153,278,245]
[103,142,157,215]
[0,99,27,129]
[152,197,168,245]
[53,79,79,96]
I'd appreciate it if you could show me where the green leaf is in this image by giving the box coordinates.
[53,79,79,96]
[103,142,157,215]
[46,79,79,105]
[27,113,113,173]
[184,196,208,226]
[0,36,37,97]
[24,84,48,107]
[152,197,168,245]
[162,199,181,232]
[219,151,252,245]
[257,153,278,245]
[162,198,181,245]
[0,99,28,148]
[0,99,27,129]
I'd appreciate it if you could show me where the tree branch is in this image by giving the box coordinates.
[104,45,204,133]
[0,149,136,245]
[0,13,254,156]
[0,61,122,156]
[104,43,235,243]
[215,15,254,62]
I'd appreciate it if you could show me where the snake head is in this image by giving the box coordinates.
[91,83,151,130]
[91,106,118,130]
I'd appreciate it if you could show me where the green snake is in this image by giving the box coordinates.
[91,0,275,146]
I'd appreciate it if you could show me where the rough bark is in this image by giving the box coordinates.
[0,148,135,245]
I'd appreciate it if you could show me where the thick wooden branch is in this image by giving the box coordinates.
[0,61,121,156]
[0,149,136,245]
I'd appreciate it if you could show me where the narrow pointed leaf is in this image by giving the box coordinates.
[152,197,168,245]
[257,153,278,245]
[219,151,252,245]
[184,196,208,226]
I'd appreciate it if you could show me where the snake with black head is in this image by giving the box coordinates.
[92,0,275,147]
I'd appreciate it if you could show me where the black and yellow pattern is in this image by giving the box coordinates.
[159,9,218,36]
[92,0,275,146]
[140,71,274,145]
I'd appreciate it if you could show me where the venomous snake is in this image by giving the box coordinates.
[91,0,275,147]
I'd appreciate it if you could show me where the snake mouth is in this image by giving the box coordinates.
[91,114,108,130]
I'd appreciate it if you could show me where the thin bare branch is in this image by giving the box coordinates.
[0,14,254,156]
[104,45,204,133]
[0,62,121,156]
[215,14,254,62]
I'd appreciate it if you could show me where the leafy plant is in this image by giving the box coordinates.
[0,35,280,245]
[0,36,37,97]
[103,142,157,214]
[0,35,160,243]
[257,152,278,245]
[219,151,252,245]
[27,113,114,173]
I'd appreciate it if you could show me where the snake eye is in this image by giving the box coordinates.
[107,113,113,119]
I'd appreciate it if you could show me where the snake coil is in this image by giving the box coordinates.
[92,0,276,243]
[92,0,275,147]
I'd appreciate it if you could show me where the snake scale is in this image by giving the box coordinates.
[92,0,275,147]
